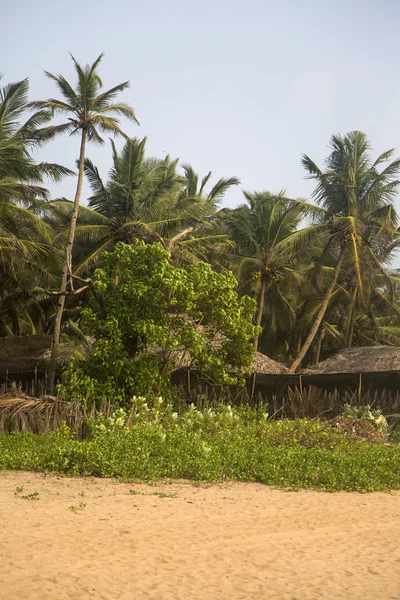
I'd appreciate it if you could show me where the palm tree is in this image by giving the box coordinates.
[224,191,318,350]
[171,164,240,264]
[180,163,239,204]
[288,131,400,372]
[0,77,75,338]
[151,163,240,262]
[29,53,138,390]
[50,138,239,272]
[0,77,72,264]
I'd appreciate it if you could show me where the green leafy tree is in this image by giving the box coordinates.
[60,242,257,405]
[29,53,138,390]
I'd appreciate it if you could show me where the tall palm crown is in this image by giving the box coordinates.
[86,137,182,220]
[55,138,239,272]
[0,76,72,262]
[170,164,240,264]
[289,131,400,372]
[29,53,138,143]
[49,136,183,272]
[180,163,240,203]
[0,77,74,336]
[29,53,138,391]
[225,191,317,350]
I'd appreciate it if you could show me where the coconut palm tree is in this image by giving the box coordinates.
[224,190,319,350]
[0,77,72,263]
[288,131,400,372]
[180,163,239,204]
[29,53,138,390]
[0,77,75,337]
[153,163,240,262]
[50,138,239,272]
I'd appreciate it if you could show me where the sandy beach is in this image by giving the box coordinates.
[0,472,400,600]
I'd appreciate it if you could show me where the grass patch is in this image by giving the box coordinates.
[0,407,399,492]
[129,489,177,498]
[14,487,40,500]
[69,503,87,513]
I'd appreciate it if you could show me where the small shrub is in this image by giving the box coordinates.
[341,404,389,437]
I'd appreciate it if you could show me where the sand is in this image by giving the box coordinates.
[0,472,400,600]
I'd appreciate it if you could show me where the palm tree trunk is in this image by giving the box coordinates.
[346,288,357,347]
[288,244,346,373]
[47,129,87,394]
[253,278,266,351]
[315,327,324,365]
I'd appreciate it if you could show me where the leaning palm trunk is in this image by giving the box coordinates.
[289,244,346,373]
[30,55,138,393]
[253,278,266,351]
[314,327,324,365]
[48,130,87,393]
[346,287,358,348]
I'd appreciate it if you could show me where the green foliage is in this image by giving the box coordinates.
[63,138,239,273]
[29,53,138,143]
[1,404,399,492]
[223,190,319,352]
[14,487,39,500]
[0,77,73,335]
[59,242,257,404]
[1,58,400,369]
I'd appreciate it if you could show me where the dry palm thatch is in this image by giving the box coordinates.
[248,351,288,375]
[0,335,52,373]
[0,389,119,435]
[166,348,287,375]
[160,327,288,375]
[0,390,84,434]
[303,346,400,375]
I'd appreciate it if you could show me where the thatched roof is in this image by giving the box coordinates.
[0,333,288,377]
[303,346,400,375]
[251,352,288,375]
[159,326,288,375]
[0,335,52,373]
[168,349,287,375]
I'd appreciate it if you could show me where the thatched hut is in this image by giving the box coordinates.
[166,347,287,375]
[303,346,400,375]
[0,335,52,374]
[161,326,288,376]
[245,352,288,375]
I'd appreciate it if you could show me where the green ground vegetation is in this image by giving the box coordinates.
[1,400,398,492]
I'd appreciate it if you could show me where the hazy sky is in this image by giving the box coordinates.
[4,0,400,210]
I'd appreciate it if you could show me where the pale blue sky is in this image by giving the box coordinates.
[4,0,400,214]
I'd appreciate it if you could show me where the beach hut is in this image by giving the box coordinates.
[295,345,400,400]
[302,346,400,375]
[247,352,288,375]
[168,347,288,401]
[0,335,52,392]
[0,335,52,375]
[165,346,288,376]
